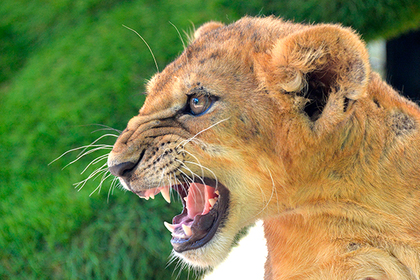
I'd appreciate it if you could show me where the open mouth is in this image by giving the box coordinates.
[135,178,230,253]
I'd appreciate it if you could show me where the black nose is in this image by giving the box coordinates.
[108,161,137,177]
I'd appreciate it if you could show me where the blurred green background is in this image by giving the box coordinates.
[1,1,419,279]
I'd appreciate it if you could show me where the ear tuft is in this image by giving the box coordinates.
[194,21,225,40]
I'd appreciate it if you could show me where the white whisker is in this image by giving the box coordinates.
[52,125,121,200]
[175,158,209,201]
[180,174,190,186]
[80,154,109,174]
[108,176,120,202]
[89,130,119,137]
[175,163,195,183]
[184,160,218,190]
[50,144,111,166]
[166,251,178,268]
[90,171,113,197]
[169,21,187,50]
[177,117,230,149]
[156,167,167,190]
[74,164,108,191]
[52,130,116,164]
[267,167,280,214]
[178,149,205,179]
[249,166,276,221]
[167,173,175,200]
[123,25,159,72]
[74,133,118,157]
[89,125,122,134]
[173,176,184,202]
[63,146,112,170]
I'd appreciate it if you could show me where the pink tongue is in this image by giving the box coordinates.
[186,183,215,219]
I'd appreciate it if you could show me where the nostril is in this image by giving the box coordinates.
[108,149,146,177]
[108,161,137,177]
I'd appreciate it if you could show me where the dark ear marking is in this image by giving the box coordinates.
[373,98,381,108]
[301,75,329,121]
[343,97,350,112]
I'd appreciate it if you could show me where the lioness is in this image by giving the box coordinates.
[107,17,420,279]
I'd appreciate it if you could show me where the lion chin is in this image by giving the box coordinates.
[172,231,233,268]
[108,16,420,279]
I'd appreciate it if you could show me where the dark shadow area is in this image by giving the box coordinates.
[386,29,420,101]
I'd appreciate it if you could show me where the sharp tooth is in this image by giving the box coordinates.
[144,188,158,200]
[183,197,187,202]
[182,224,192,237]
[164,221,175,233]
[209,198,216,207]
[215,190,220,196]
[161,186,171,203]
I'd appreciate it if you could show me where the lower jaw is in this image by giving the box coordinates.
[172,234,231,268]
[171,179,230,253]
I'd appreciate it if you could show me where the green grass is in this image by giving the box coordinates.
[1,0,419,279]
[215,0,420,40]
[0,1,238,279]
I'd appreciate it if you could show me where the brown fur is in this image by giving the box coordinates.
[108,16,420,279]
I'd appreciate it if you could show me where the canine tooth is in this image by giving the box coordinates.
[164,221,176,233]
[161,187,171,203]
[182,224,192,237]
[215,190,220,196]
[183,197,187,202]
[209,198,216,207]
[150,193,155,199]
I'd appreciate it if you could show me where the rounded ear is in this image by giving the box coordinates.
[255,24,370,121]
[193,21,225,40]
[257,24,370,95]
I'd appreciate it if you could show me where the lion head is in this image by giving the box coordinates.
[107,16,420,276]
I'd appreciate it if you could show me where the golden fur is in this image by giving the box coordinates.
[108,17,420,279]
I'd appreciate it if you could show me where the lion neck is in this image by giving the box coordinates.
[261,74,420,279]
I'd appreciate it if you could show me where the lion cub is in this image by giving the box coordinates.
[108,17,420,279]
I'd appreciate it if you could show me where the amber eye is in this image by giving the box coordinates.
[189,94,212,116]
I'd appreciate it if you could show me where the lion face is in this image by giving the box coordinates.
[107,16,373,267]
